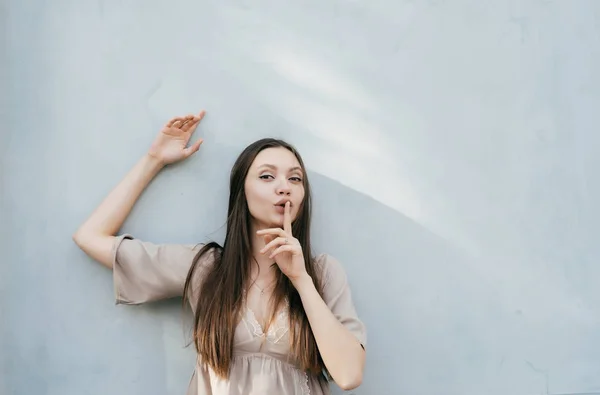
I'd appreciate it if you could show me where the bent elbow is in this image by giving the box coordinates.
[71,230,115,269]
[72,230,83,247]
[72,228,91,249]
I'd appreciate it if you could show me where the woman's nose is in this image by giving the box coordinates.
[276,180,292,195]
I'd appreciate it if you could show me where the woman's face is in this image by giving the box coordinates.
[245,147,305,229]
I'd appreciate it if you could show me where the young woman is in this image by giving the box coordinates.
[72,111,366,395]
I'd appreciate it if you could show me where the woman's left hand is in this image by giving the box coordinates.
[257,201,308,283]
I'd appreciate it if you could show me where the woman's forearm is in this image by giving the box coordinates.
[72,154,164,268]
[293,275,365,390]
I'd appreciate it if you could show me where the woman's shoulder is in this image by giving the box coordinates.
[183,242,221,306]
[188,242,221,277]
[312,253,347,285]
[111,235,218,305]
[312,253,367,348]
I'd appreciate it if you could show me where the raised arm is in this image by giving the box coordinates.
[72,111,206,269]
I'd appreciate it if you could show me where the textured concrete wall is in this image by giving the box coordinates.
[3,1,600,394]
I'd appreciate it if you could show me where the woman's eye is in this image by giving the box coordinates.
[259,174,302,182]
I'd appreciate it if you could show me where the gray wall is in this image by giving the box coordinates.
[3,0,600,394]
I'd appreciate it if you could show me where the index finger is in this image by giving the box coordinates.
[283,201,292,235]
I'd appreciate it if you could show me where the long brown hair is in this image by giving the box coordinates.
[182,138,326,379]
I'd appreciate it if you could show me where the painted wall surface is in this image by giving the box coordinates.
[3,1,600,394]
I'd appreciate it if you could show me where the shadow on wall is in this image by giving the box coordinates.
[308,170,504,395]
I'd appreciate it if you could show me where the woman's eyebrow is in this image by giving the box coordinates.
[257,164,303,173]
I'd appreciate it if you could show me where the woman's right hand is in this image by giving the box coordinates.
[148,111,206,165]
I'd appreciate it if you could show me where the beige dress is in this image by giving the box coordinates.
[111,234,367,395]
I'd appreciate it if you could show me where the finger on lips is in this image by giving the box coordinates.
[283,201,292,234]
[257,201,295,256]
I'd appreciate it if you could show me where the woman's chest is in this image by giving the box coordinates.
[233,305,293,358]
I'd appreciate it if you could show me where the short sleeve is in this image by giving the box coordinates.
[316,254,367,348]
[111,234,205,305]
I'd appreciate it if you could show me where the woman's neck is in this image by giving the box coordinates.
[250,221,278,282]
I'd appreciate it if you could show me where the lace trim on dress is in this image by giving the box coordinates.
[242,288,290,344]
[245,308,265,337]
[245,306,290,344]
[266,309,289,343]
[296,370,311,395]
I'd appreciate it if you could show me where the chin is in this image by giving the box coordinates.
[270,218,284,228]
[253,217,281,229]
